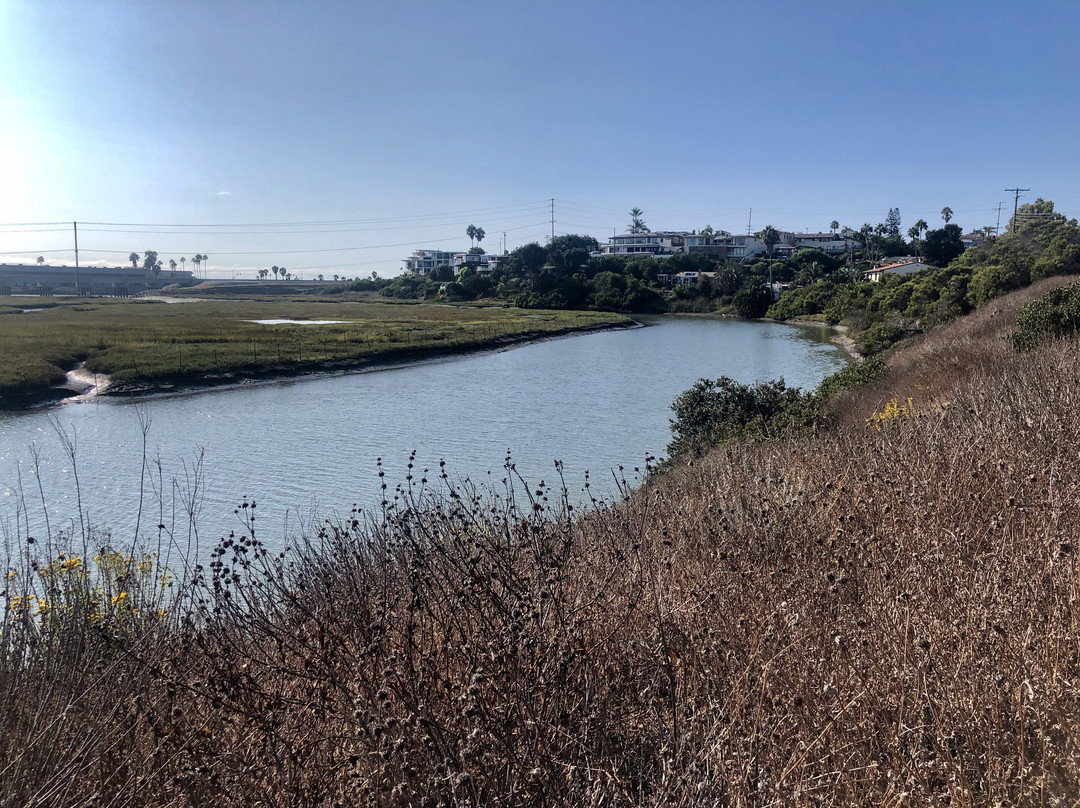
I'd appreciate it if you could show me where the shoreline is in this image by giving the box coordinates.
[16,320,637,409]
[783,318,862,361]
[669,310,863,362]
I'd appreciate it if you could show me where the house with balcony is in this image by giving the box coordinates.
[601,231,689,257]
[793,232,863,254]
[403,249,456,275]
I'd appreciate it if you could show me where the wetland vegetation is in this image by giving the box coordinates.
[0,296,628,406]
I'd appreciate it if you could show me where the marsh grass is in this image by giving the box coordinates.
[0,297,626,401]
[3,280,1080,804]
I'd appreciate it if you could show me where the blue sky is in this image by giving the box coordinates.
[1,0,1078,277]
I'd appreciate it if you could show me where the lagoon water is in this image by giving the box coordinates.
[0,316,848,555]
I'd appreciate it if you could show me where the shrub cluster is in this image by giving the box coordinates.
[1011,278,1080,351]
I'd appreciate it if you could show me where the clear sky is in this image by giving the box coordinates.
[1,0,1078,278]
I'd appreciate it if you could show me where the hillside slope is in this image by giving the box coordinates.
[2,278,1079,806]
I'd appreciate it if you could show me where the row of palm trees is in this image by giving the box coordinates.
[256,266,293,280]
[127,252,209,278]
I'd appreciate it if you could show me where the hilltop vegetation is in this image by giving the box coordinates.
[366,199,1080,358]
[4,277,1080,804]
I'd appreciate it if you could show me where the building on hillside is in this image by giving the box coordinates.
[656,270,718,287]
[793,232,863,254]
[861,260,933,282]
[452,252,504,275]
[684,232,732,258]
[0,263,194,296]
[403,249,456,275]
[961,231,989,249]
[601,231,688,257]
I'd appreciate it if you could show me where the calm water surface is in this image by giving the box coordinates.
[0,316,847,552]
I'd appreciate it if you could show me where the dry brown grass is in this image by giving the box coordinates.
[4,280,1080,806]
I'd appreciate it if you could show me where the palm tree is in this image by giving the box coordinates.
[628,208,646,233]
[701,224,714,236]
[180,257,187,273]
[200,255,209,278]
[830,220,840,234]
[466,224,477,247]
[941,207,953,225]
[192,255,201,277]
[271,266,279,280]
[279,266,287,280]
[169,259,177,277]
[36,256,44,265]
[474,227,485,249]
[907,225,922,259]
[759,225,779,258]
[129,252,140,268]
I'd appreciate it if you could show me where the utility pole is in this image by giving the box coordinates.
[1005,187,1029,231]
[550,198,555,243]
[995,202,1004,236]
[746,208,753,236]
[73,221,81,296]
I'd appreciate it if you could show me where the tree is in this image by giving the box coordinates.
[923,224,964,267]
[180,257,186,273]
[907,225,922,259]
[272,266,279,280]
[466,224,477,247]
[628,208,647,234]
[885,208,902,237]
[129,252,140,268]
[701,224,714,236]
[759,225,780,258]
[830,220,840,234]
[258,268,268,279]
[192,255,201,276]
[169,259,177,273]
[36,256,44,265]
[733,280,771,318]
[200,255,209,277]
[475,227,485,249]
[941,207,953,225]
[279,266,286,280]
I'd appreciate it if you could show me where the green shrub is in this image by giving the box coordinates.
[812,356,886,402]
[668,377,814,458]
[856,320,904,355]
[1011,280,1080,351]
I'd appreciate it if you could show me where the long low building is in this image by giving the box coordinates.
[0,263,196,296]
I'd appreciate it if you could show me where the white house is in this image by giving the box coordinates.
[601,231,689,257]
[794,232,863,255]
[403,249,456,275]
[861,260,933,282]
